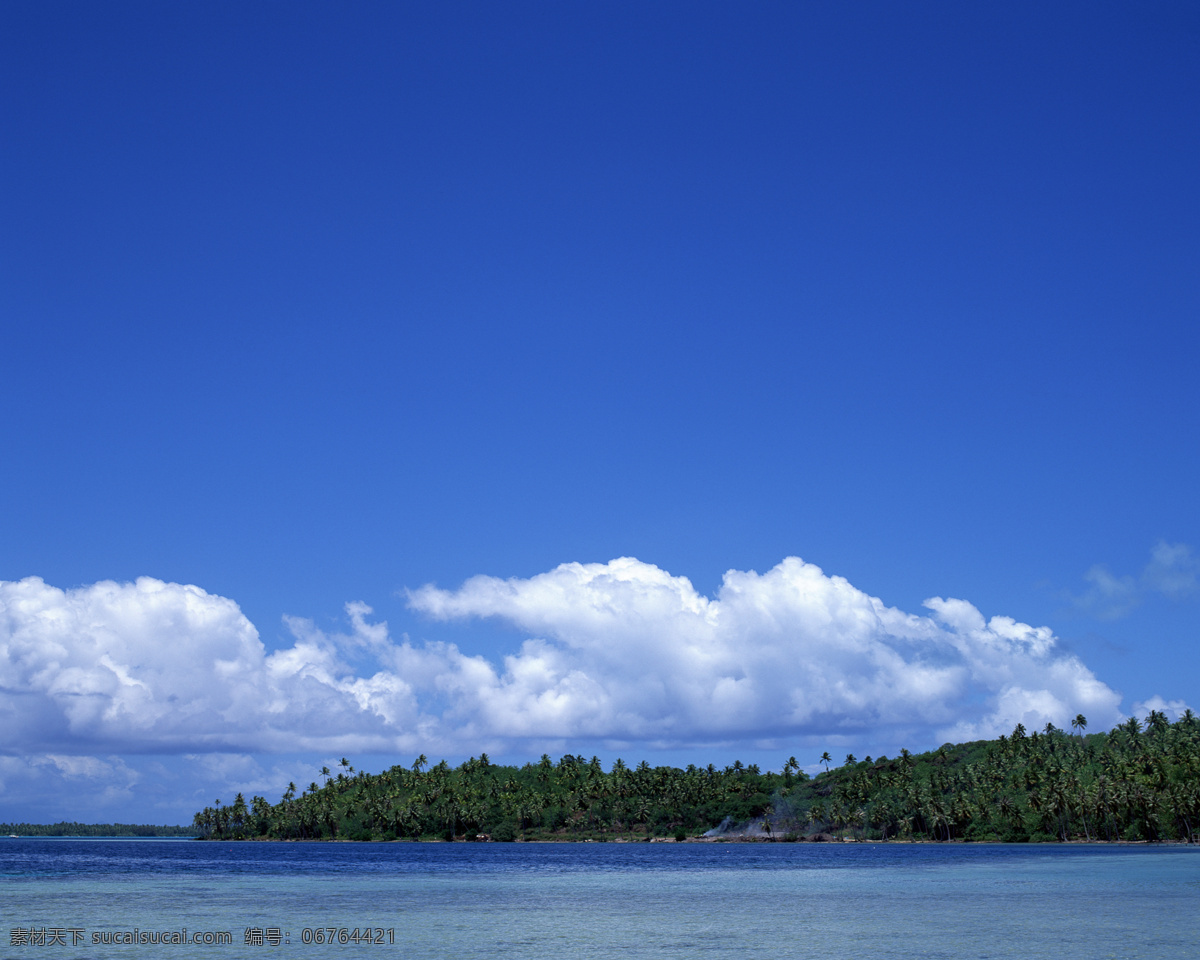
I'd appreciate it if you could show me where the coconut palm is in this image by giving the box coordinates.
[1071,714,1088,739]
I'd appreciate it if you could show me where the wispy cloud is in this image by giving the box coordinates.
[1142,541,1200,599]
[0,753,143,817]
[1069,540,1199,619]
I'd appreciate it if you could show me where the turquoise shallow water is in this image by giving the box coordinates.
[2,840,1198,960]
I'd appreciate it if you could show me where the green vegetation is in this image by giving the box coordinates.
[2,822,194,837]
[193,754,784,841]
[193,710,1199,843]
[782,710,1199,843]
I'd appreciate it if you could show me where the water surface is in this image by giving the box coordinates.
[3,839,1197,959]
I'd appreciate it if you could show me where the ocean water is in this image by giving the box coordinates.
[2,839,1197,960]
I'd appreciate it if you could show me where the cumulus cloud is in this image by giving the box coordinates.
[1070,540,1199,619]
[2,560,1126,762]
[407,556,1123,744]
[0,576,430,755]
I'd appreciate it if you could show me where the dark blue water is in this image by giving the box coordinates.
[3,840,1198,959]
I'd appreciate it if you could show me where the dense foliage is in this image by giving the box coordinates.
[2,822,194,837]
[781,710,1199,843]
[193,753,786,842]
[193,710,1199,843]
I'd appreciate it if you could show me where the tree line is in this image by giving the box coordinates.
[2,822,194,837]
[192,709,1199,843]
[781,710,1199,843]
[193,753,784,842]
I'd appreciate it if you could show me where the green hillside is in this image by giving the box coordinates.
[778,711,1198,843]
[193,710,1198,843]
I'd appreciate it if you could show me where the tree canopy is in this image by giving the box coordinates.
[193,711,1199,843]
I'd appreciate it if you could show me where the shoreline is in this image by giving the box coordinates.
[185,834,1193,845]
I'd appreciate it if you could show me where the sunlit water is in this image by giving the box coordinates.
[2,839,1197,959]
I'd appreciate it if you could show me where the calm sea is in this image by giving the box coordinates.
[2,839,1197,959]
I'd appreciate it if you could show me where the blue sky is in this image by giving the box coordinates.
[2,2,1197,825]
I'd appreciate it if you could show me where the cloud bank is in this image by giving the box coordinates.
[0,576,428,756]
[406,557,1123,745]
[2,559,1128,764]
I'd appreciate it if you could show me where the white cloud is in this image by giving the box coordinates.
[2,560,1127,764]
[0,576,430,755]
[407,556,1123,745]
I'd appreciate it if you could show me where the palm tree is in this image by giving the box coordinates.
[1072,714,1088,740]
[1146,710,1170,736]
[227,793,249,838]
[819,752,832,774]
[192,809,212,839]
